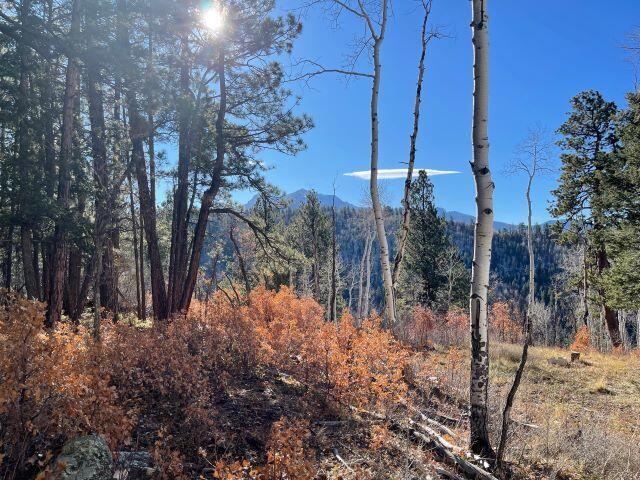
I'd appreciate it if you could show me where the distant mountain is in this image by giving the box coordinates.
[245,188,357,210]
[437,208,520,231]
[245,189,520,230]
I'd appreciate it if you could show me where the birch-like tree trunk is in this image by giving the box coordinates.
[330,185,338,323]
[469,0,495,459]
[368,0,396,326]
[497,171,535,468]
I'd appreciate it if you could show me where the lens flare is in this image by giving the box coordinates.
[202,7,224,33]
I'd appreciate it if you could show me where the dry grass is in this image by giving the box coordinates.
[430,342,640,479]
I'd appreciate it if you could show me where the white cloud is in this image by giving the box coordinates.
[344,168,461,180]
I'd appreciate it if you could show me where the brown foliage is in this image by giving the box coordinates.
[0,293,132,477]
[489,301,522,343]
[0,286,411,478]
[570,325,591,352]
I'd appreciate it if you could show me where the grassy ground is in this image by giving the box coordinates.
[427,343,640,479]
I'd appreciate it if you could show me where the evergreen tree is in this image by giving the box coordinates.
[399,171,450,309]
[550,90,623,347]
[602,92,640,313]
[291,191,331,303]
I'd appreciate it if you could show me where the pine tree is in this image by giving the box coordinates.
[399,171,450,309]
[602,92,640,315]
[550,90,623,348]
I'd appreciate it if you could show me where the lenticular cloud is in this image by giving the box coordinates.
[344,168,460,180]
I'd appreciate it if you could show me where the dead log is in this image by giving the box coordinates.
[350,406,498,480]
[437,467,466,480]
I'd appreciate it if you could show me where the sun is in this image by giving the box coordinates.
[202,7,224,33]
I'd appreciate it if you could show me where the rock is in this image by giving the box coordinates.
[114,451,154,479]
[53,435,114,480]
[547,356,570,368]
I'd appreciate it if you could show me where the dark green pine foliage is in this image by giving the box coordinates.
[290,190,332,302]
[550,90,623,346]
[550,90,621,246]
[399,171,450,309]
[602,92,640,311]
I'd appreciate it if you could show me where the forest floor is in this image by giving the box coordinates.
[175,343,640,479]
[424,342,640,480]
[122,341,640,479]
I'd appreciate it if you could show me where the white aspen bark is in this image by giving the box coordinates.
[469,0,495,458]
[368,0,396,326]
[356,236,367,318]
[347,265,355,313]
[364,230,373,319]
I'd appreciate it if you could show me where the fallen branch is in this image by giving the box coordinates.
[436,467,466,480]
[404,402,458,438]
[408,418,461,453]
[412,430,497,480]
[332,448,355,475]
[350,406,498,480]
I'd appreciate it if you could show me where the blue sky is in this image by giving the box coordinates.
[160,1,639,223]
[233,0,637,224]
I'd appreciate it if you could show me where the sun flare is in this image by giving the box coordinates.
[202,7,224,33]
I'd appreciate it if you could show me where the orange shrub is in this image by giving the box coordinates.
[1,286,414,477]
[399,305,436,349]
[247,286,409,414]
[570,325,591,352]
[490,301,522,343]
[262,417,314,479]
[0,293,131,478]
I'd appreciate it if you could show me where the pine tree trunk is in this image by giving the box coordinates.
[596,248,622,348]
[230,226,251,299]
[128,175,142,318]
[139,210,146,319]
[582,243,589,326]
[469,0,495,459]
[128,95,168,321]
[178,48,226,313]
[86,1,111,327]
[16,0,38,300]
[40,0,55,303]
[168,35,192,313]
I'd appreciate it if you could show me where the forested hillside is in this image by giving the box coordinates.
[205,202,565,328]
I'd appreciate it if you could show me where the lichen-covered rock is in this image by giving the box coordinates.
[114,451,154,479]
[53,435,114,480]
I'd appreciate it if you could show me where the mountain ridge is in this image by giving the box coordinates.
[245,188,528,231]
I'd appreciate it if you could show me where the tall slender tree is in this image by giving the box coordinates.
[469,0,495,458]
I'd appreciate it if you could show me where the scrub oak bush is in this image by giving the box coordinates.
[570,325,591,352]
[1,286,412,478]
[490,301,522,343]
[0,293,132,478]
